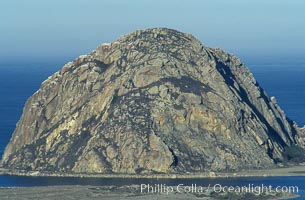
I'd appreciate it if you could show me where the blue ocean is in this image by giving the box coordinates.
[0,62,304,199]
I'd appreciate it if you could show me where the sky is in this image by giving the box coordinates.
[0,0,304,65]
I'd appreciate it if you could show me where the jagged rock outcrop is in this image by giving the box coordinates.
[1,28,303,174]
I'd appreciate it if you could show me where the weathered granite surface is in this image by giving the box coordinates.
[2,28,304,174]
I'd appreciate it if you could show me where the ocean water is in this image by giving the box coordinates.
[0,175,304,199]
[0,62,304,198]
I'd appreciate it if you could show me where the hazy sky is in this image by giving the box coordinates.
[0,0,304,65]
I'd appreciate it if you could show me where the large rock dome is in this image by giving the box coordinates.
[2,28,302,174]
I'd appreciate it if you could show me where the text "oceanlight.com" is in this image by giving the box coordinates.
[140,183,298,195]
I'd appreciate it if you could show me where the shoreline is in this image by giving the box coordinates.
[0,185,300,200]
[1,165,305,179]
[0,166,303,199]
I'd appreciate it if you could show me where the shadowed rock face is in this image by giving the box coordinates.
[1,28,302,174]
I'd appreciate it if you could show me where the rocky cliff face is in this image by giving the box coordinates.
[2,28,303,174]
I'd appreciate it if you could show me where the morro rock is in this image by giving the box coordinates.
[2,28,303,174]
